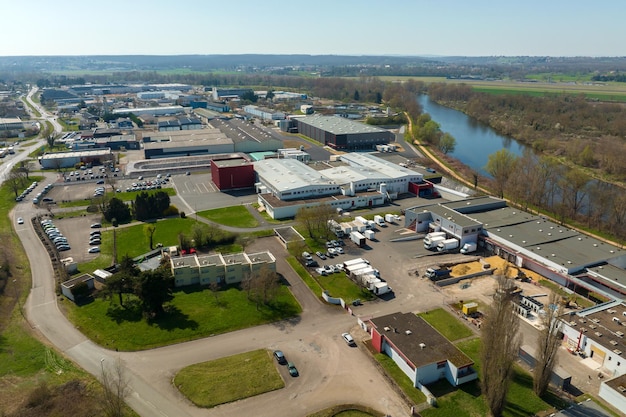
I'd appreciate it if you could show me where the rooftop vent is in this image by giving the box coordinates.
[618,386,626,392]
[405,330,412,335]
[384,326,391,332]
[419,343,426,349]
[595,332,603,337]
[610,340,619,346]
[617,331,624,338]
[614,349,623,356]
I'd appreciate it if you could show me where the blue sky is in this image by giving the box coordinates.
[2,0,624,56]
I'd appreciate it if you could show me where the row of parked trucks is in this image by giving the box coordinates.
[423,231,477,253]
[329,214,401,247]
[343,258,391,295]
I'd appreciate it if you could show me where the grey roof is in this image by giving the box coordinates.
[568,303,626,360]
[370,312,473,369]
[428,204,483,228]
[339,153,423,180]
[298,114,389,135]
[255,158,335,191]
[210,118,278,144]
[40,149,111,159]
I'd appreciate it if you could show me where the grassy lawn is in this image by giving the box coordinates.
[56,188,177,209]
[418,308,474,341]
[174,349,284,408]
[63,285,301,351]
[420,337,559,417]
[287,256,324,297]
[375,353,427,405]
[113,217,196,259]
[315,271,373,302]
[197,205,258,228]
[538,279,594,308]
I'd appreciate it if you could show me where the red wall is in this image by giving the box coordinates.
[211,161,255,190]
[371,328,383,352]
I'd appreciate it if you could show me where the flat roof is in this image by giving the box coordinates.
[210,118,279,144]
[40,149,111,159]
[570,303,626,356]
[428,204,482,228]
[173,255,198,268]
[340,153,422,179]
[583,263,626,294]
[259,189,382,208]
[197,254,224,266]
[255,158,335,191]
[298,114,389,135]
[370,312,473,369]
[605,373,626,398]
[212,158,251,168]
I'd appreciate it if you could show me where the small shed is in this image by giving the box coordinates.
[61,274,95,303]
[462,302,478,315]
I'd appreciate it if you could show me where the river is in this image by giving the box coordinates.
[417,95,526,177]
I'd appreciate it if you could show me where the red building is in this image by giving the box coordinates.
[210,156,255,190]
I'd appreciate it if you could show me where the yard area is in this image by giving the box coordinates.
[198,205,259,228]
[418,308,474,341]
[62,285,301,351]
[173,349,284,408]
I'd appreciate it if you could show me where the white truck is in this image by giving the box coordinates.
[424,232,446,249]
[372,281,392,295]
[343,258,370,269]
[460,242,478,254]
[354,216,372,230]
[374,215,386,227]
[350,231,366,247]
[437,238,460,252]
[384,214,396,224]
[364,229,376,240]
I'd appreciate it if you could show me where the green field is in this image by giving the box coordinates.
[198,205,259,228]
[375,353,427,405]
[174,349,284,408]
[63,284,301,351]
[418,308,474,342]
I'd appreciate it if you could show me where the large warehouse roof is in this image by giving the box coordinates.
[40,149,111,160]
[298,115,389,135]
[340,153,422,179]
[254,158,335,190]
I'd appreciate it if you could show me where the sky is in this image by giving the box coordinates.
[1,0,625,57]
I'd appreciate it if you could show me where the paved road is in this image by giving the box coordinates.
[17,198,410,417]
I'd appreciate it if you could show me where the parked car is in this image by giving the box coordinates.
[273,350,287,365]
[334,247,344,254]
[287,362,299,377]
[304,259,318,268]
[17,217,24,224]
[90,223,102,228]
[302,251,313,261]
[316,251,326,260]
[342,333,356,346]
[88,246,100,253]
[315,267,328,276]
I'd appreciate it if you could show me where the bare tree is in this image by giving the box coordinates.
[240,266,280,309]
[295,204,337,239]
[100,357,130,417]
[6,169,25,197]
[481,274,521,417]
[533,293,562,397]
[144,224,156,250]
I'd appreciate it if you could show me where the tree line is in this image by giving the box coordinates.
[427,83,626,182]
[101,191,177,225]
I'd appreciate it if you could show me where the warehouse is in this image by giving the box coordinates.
[210,155,255,190]
[39,148,113,169]
[142,130,233,159]
[296,115,394,150]
[254,153,419,219]
[243,105,286,121]
[209,119,283,153]
[111,105,185,117]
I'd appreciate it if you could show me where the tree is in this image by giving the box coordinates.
[104,198,131,223]
[6,169,24,197]
[134,268,174,319]
[46,134,55,148]
[266,90,275,101]
[144,224,156,250]
[295,205,336,239]
[481,274,521,417]
[439,132,456,154]
[533,293,562,397]
[102,255,138,306]
[240,266,280,309]
[485,149,518,198]
[353,90,360,101]
[100,357,130,417]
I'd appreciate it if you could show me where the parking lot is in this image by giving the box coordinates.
[39,214,104,263]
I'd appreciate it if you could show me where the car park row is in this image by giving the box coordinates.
[41,219,71,252]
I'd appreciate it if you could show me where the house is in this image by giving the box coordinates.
[61,274,95,302]
[368,312,477,388]
[599,373,626,415]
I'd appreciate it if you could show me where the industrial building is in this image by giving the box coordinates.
[170,251,276,287]
[39,148,113,169]
[254,153,423,219]
[208,87,254,101]
[404,196,626,299]
[368,312,477,388]
[210,156,255,190]
[208,119,283,153]
[295,115,394,150]
[243,105,286,121]
[111,105,185,117]
[157,116,202,132]
[142,130,233,159]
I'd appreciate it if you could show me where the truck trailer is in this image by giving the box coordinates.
[424,233,446,250]
[437,238,459,252]
[460,242,477,254]
[424,267,452,280]
[384,214,396,224]
[350,231,366,247]
[374,215,385,227]
[372,281,392,295]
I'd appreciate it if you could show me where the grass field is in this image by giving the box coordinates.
[63,284,301,351]
[174,349,284,408]
[112,217,196,259]
[315,271,373,302]
[198,205,259,228]
[418,308,474,342]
